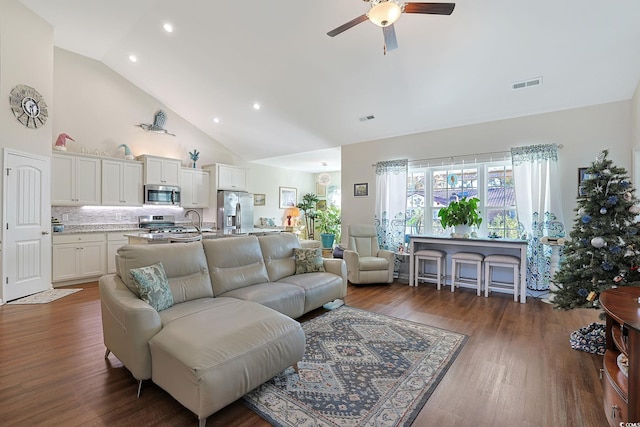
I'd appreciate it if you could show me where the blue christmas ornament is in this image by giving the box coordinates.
[600,207,607,214]
[577,288,588,297]
[581,215,592,224]
[621,180,630,189]
[607,196,618,205]
[602,261,613,271]
[609,246,622,254]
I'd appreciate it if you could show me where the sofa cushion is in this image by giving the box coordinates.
[116,241,213,303]
[278,272,346,314]
[257,233,300,281]
[130,262,174,311]
[219,282,305,318]
[294,248,325,274]
[203,236,270,296]
[359,256,390,271]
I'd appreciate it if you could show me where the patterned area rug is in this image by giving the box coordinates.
[7,288,81,304]
[242,306,467,427]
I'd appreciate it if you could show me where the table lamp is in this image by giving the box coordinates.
[286,207,300,226]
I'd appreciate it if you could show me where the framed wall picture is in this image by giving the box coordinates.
[578,167,588,196]
[316,182,327,197]
[317,200,327,211]
[279,187,297,208]
[354,183,368,197]
[254,193,265,206]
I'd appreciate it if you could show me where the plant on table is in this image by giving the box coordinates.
[437,197,482,235]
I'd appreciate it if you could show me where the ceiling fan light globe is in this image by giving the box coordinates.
[367,2,402,27]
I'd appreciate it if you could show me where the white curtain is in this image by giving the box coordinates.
[374,159,408,251]
[511,144,564,291]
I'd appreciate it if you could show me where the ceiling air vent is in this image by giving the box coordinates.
[512,77,543,90]
[359,115,375,122]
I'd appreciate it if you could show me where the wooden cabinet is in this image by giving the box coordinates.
[138,155,181,186]
[600,287,640,426]
[107,232,129,274]
[52,233,106,282]
[52,153,101,206]
[102,159,143,206]
[216,164,247,191]
[180,168,210,208]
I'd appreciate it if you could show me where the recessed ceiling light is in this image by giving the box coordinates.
[163,23,173,33]
[128,54,138,63]
[213,117,220,124]
[253,102,261,110]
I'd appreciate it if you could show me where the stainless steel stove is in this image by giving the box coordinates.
[138,215,187,233]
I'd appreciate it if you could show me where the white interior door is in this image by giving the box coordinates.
[3,149,51,302]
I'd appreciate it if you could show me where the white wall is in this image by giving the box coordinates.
[341,101,634,234]
[0,0,53,156]
[53,48,239,167]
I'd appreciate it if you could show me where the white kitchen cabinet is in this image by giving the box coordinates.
[217,164,247,191]
[52,233,106,282]
[107,232,129,274]
[52,153,101,206]
[102,159,143,206]
[180,168,210,208]
[138,155,181,186]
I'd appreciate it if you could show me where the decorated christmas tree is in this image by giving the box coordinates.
[553,149,640,310]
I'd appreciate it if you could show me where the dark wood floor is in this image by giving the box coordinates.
[0,281,607,426]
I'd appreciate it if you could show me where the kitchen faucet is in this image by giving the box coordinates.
[184,209,202,234]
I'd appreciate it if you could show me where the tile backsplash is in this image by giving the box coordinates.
[51,206,207,227]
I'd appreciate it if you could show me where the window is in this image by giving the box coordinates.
[406,161,517,238]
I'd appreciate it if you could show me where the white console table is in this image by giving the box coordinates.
[409,235,529,303]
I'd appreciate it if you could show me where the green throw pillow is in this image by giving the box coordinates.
[294,248,325,274]
[130,262,174,311]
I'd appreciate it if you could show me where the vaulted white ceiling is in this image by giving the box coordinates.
[20,0,640,172]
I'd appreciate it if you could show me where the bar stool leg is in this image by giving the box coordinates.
[476,260,482,296]
[436,258,442,290]
[484,264,490,297]
[513,264,519,302]
[450,259,456,292]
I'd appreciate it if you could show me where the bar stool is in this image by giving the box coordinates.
[450,252,484,296]
[414,249,446,289]
[483,254,520,302]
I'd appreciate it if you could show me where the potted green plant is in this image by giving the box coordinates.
[315,205,341,248]
[297,193,319,238]
[437,197,482,237]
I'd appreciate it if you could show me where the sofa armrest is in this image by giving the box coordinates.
[322,258,348,297]
[343,249,360,283]
[99,273,162,380]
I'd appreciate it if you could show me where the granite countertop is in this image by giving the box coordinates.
[124,227,281,241]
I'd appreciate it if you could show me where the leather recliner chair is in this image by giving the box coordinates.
[343,224,394,284]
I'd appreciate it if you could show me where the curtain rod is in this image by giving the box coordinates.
[371,144,564,167]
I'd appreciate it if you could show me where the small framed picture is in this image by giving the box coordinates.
[354,183,368,197]
[279,187,297,209]
[316,182,327,197]
[254,193,265,206]
[578,167,588,196]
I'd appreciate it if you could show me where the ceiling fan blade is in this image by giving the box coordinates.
[327,14,369,37]
[383,25,398,52]
[403,2,456,15]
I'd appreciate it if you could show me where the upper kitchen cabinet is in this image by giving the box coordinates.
[102,159,143,206]
[210,164,247,191]
[138,155,181,186]
[52,153,101,206]
[180,168,210,208]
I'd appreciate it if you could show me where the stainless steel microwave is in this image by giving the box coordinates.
[144,184,181,205]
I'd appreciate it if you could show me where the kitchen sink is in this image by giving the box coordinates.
[166,233,203,243]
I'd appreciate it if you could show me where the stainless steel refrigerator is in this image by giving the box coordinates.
[217,190,254,233]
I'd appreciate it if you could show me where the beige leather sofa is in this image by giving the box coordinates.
[99,233,346,426]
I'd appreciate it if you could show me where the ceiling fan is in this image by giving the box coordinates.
[327,1,455,53]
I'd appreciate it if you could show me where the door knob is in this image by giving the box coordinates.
[42,230,50,235]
